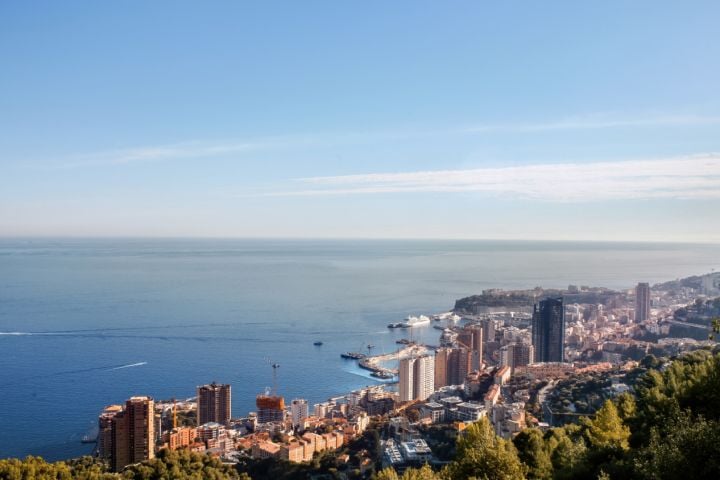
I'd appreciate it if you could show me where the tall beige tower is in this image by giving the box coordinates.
[111,396,155,472]
[399,357,415,402]
[399,355,434,402]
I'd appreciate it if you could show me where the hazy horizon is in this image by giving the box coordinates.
[1,235,719,246]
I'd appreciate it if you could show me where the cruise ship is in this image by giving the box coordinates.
[399,315,430,328]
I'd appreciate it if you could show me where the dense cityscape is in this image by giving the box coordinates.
[40,271,717,479]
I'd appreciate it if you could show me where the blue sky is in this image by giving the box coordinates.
[1,1,719,241]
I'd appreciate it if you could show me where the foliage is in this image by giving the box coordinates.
[376,465,441,480]
[582,401,630,451]
[512,429,551,479]
[0,451,246,480]
[0,455,116,480]
[510,351,720,479]
[444,417,525,480]
[121,449,244,480]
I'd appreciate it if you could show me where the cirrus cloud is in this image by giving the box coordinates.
[266,154,720,201]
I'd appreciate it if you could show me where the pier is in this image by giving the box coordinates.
[356,344,434,378]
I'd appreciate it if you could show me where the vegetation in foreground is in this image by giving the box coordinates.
[0,449,247,480]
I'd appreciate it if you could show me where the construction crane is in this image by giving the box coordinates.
[263,357,280,395]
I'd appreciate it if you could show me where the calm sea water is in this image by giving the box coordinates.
[1,238,719,460]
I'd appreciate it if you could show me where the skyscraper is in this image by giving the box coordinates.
[197,383,232,426]
[635,282,651,322]
[532,297,565,363]
[111,396,155,472]
[399,355,435,402]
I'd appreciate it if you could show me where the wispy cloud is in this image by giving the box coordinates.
[47,112,720,169]
[463,114,720,133]
[265,154,720,201]
[56,141,262,169]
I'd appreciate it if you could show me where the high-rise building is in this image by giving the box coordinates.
[414,355,434,401]
[635,282,651,322]
[399,355,434,402]
[98,405,123,460]
[457,324,483,369]
[481,318,495,344]
[434,347,472,388]
[111,396,155,472]
[434,348,449,388]
[399,357,415,402]
[499,343,534,372]
[290,398,309,428]
[197,383,232,426]
[532,297,565,363]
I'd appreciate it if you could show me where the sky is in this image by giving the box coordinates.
[1,1,720,242]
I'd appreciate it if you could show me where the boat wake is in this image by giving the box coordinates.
[110,362,147,370]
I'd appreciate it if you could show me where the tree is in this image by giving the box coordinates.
[633,412,720,479]
[545,426,587,480]
[584,401,630,451]
[0,455,117,480]
[376,467,400,480]
[513,429,552,479]
[614,393,636,423]
[401,464,441,480]
[122,449,244,480]
[445,417,525,480]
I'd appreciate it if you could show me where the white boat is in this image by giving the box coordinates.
[400,315,431,328]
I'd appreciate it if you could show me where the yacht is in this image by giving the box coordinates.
[400,315,430,328]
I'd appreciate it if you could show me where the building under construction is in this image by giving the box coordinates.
[256,361,285,424]
[256,393,285,423]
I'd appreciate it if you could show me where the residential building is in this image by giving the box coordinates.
[290,398,309,428]
[499,343,534,372]
[197,383,232,426]
[97,405,123,460]
[434,347,472,388]
[399,354,434,402]
[111,396,155,472]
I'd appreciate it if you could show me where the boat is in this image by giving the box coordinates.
[313,341,323,346]
[396,338,415,345]
[387,323,403,328]
[81,435,97,444]
[400,315,431,328]
[340,352,366,360]
[371,371,395,379]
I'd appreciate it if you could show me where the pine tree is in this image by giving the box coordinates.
[445,417,525,480]
[584,401,630,451]
[513,428,552,479]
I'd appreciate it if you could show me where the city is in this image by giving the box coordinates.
[89,271,720,477]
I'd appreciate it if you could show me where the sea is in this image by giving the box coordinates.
[1,238,719,460]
